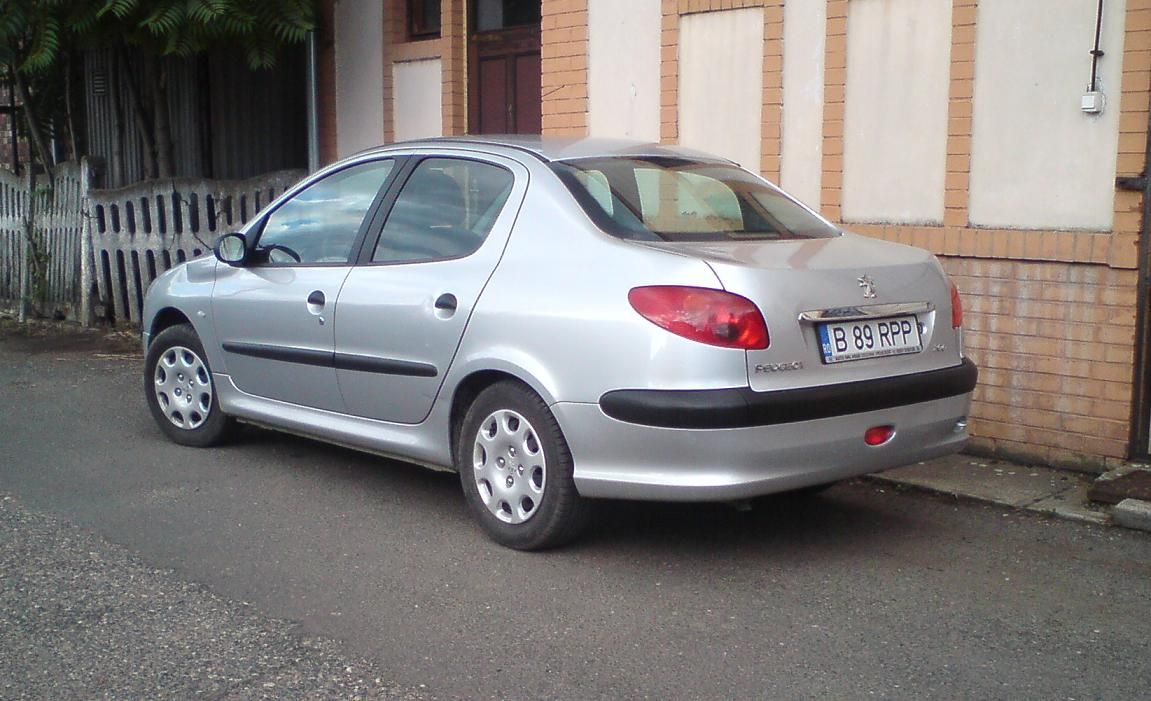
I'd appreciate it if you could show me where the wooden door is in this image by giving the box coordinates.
[468,3,541,134]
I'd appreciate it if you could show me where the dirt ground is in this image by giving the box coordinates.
[0,316,142,357]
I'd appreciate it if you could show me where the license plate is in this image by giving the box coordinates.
[817,315,922,364]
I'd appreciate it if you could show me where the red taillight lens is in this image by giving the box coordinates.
[865,425,895,446]
[950,282,963,329]
[628,286,769,350]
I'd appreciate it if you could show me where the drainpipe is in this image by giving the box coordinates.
[305,30,320,173]
[1118,70,1151,459]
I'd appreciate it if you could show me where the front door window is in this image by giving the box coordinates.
[255,160,395,265]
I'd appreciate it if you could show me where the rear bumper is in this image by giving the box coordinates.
[557,376,974,502]
[599,358,977,429]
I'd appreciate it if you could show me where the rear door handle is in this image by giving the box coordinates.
[434,293,458,313]
[307,290,325,307]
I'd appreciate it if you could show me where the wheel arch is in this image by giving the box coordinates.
[147,307,194,349]
[448,369,545,464]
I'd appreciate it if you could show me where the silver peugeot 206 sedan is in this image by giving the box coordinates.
[142,136,977,549]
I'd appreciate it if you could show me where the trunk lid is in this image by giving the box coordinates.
[642,233,963,392]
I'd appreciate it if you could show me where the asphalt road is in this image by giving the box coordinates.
[2,326,1150,700]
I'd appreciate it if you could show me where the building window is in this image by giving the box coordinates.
[474,0,540,33]
[409,0,441,39]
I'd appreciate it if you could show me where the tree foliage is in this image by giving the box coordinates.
[98,0,315,69]
[1,0,316,74]
[1,0,317,176]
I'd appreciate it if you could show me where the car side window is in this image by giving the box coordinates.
[256,159,395,265]
[372,158,514,264]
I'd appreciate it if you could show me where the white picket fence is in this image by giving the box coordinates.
[0,158,303,326]
[0,167,29,312]
[0,162,86,319]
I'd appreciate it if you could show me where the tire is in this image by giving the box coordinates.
[144,323,236,447]
[791,482,837,497]
[456,381,591,550]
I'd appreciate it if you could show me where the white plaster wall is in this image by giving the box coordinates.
[588,0,662,141]
[842,0,952,224]
[780,0,827,208]
[334,0,385,157]
[393,59,444,142]
[969,0,1126,231]
[678,8,765,170]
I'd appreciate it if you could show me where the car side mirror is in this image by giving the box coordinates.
[214,232,248,266]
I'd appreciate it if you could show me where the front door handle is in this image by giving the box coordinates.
[307,290,326,318]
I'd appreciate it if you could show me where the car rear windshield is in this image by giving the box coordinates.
[552,157,839,242]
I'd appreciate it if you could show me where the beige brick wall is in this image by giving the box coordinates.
[760,2,784,181]
[541,0,590,135]
[947,259,1137,467]
[378,0,468,142]
[318,0,1151,467]
[440,0,467,135]
[831,0,1149,469]
[656,0,1149,467]
[659,0,784,178]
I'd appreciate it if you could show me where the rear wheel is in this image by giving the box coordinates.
[457,382,590,550]
[792,482,837,497]
[144,323,236,447]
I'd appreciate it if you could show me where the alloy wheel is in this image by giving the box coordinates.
[153,345,213,430]
[471,409,547,524]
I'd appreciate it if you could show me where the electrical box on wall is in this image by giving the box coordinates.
[1081,91,1106,114]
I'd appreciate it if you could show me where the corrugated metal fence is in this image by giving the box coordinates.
[0,159,302,326]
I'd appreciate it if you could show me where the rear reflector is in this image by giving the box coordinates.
[628,286,769,350]
[950,282,963,329]
[864,425,895,446]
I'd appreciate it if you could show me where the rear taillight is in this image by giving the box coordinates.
[950,282,963,329]
[628,286,769,350]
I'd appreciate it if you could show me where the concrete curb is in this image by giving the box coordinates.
[1113,499,1151,532]
[864,454,1114,527]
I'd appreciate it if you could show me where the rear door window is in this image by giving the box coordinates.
[372,158,515,264]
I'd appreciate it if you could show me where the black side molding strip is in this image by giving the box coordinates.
[223,342,332,368]
[222,342,437,378]
[599,358,978,429]
[333,352,437,377]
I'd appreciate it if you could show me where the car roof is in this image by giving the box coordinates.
[357,136,735,165]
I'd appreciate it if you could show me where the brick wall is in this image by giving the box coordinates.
[659,0,786,179]
[315,0,1151,467]
[843,0,1148,469]
[947,259,1137,468]
[541,0,589,135]
[626,0,1150,468]
[379,0,466,141]
[441,0,467,135]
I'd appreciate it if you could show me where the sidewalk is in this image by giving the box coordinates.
[868,453,1151,533]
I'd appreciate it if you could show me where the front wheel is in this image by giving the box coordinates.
[144,323,236,447]
[457,382,591,550]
